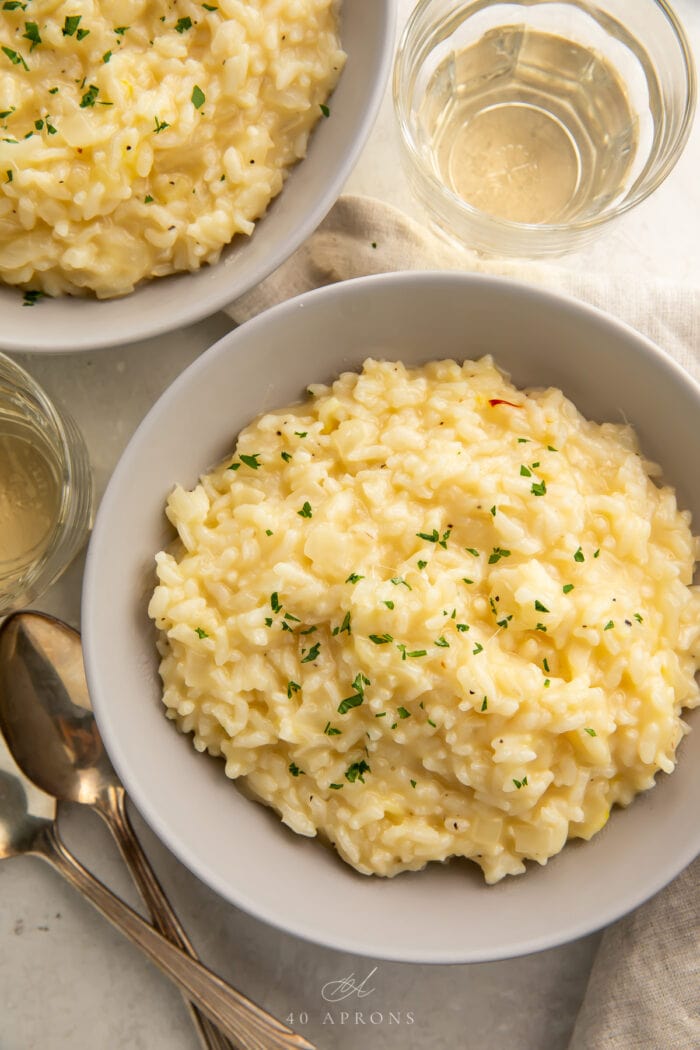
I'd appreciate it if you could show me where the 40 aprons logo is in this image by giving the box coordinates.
[286,966,415,1028]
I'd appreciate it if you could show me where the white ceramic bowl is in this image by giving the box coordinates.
[82,273,700,962]
[0,1,394,354]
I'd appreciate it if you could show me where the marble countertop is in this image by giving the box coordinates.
[2,2,699,1048]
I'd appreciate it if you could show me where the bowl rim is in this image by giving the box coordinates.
[393,0,697,238]
[82,270,700,962]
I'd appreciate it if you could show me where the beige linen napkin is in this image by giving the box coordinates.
[225,195,700,1050]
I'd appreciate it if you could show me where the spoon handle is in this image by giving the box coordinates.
[34,823,316,1050]
[101,786,233,1050]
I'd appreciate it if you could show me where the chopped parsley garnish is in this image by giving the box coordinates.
[22,290,44,306]
[319,103,330,117]
[62,15,82,36]
[534,600,549,612]
[563,583,575,594]
[76,27,90,40]
[480,696,488,711]
[265,529,273,536]
[490,505,497,516]
[2,47,29,71]
[544,679,550,687]
[417,529,439,543]
[345,759,370,784]
[5,170,11,182]
[332,612,351,636]
[520,465,532,477]
[203,3,218,9]
[175,16,193,32]
[287,681,300,698]
[390,576,411,589]
[114,26,130,35]
[338,673,369,713]
[513,777,528,789]
[397,706,411,719]
[488,547,511,564]
[604,620,614,631]
[456,623,469,632]
[240,452,261,469]
[191,84,205,109]
[535,623,547,632]
[194,627,209,638]
[584,727,597,737]
[593,548,601,558]
[427,717,436,728]
[80,85,99,108]
[301,641,320,663]
[288,762,303,777]
[417,560,428,570]
[270,592,281,613]
[369,633,393,645]
[573,547,585,562]
[634,613,643,623]
[280,450,292,462]
[496,616,512,629]
[345,572,363,584]
[531,480,547,496]
[396,644,427,660]
[465,547,479,557]
[472,642,483,655]
[102,50,112,62]
[547,445,558,452]
[375,712,386,718]
[434,636,449,647]
[517,437,530,443]
[297,501,313,518]
[543,657,550,673]
[283,612,300,623]
[144,195,154,203]
[154,116,170,134]
[324,721,341,736]
[329,783,343,790]
[22,22,41,50]
[410,779,416,788]
[294,430,307,438]
[0,106,15,118]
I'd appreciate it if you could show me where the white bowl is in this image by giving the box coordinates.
[82,273,700,962]
[0,1,394,354]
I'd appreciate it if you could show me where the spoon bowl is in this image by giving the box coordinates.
[0,611,115,809]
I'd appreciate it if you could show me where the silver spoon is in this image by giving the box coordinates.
[0,611,315,1050]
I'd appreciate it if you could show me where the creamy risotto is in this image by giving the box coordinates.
[149,358,700,883]
[0,0,344,297]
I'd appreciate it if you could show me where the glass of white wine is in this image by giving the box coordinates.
[0,354,92,614]
[394,0,696,255]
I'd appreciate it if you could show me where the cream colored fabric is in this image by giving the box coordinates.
[226,194,700,1050]
[226,195,700,382]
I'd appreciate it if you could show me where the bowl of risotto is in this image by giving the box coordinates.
[0,0,393,352]
[82,272,700,962]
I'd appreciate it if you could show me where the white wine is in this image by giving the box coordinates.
[0,426,61,570]
[418,26,638,226]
